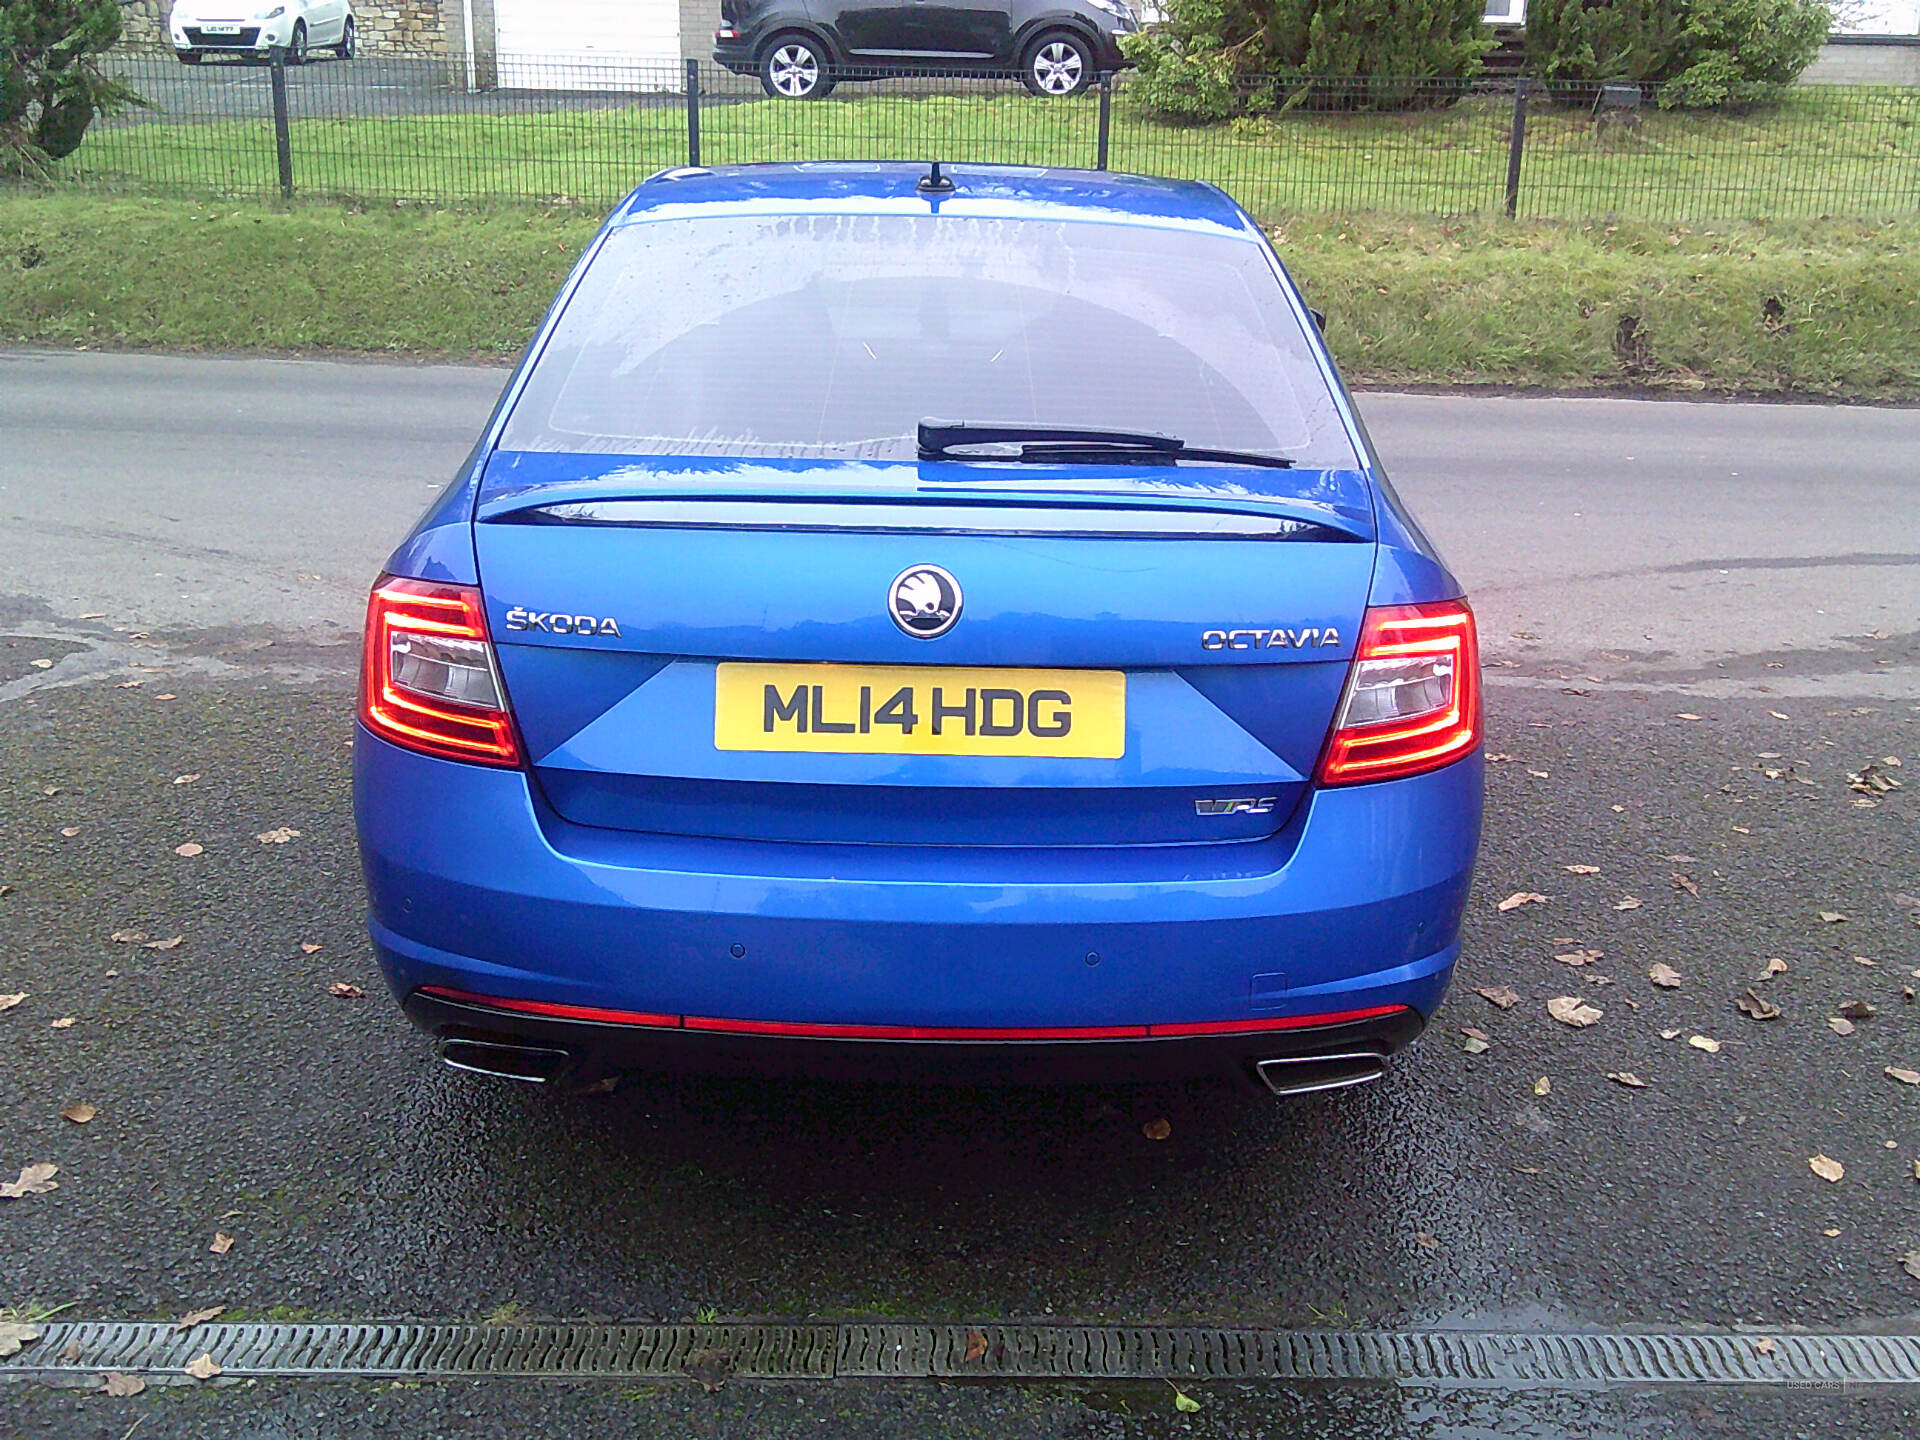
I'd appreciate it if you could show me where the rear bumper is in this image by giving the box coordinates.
[355,725,1481,1083]
[406,986,1427,1088]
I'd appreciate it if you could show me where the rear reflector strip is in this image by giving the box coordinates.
[418,987,1405,1041]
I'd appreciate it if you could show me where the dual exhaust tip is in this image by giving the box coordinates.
[439,1037,573,1084]
[1253,1051,1386,1097]
[439,1038,1388,1095]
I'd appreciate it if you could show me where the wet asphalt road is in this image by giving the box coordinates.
[2,351,1918,1437]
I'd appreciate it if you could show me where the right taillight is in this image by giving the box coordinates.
[1318,600,1480,785]
[359,575,520,767]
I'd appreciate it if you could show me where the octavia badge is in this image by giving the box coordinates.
[889,565,962,639]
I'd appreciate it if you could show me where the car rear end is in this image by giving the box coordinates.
[352,164,1483,1094]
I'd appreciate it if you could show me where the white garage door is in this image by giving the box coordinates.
[494,0,683,92]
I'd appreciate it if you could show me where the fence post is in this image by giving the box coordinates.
[1095,73,1112,171]
[1503,76,1529,219]
[686,58,702,167]
[269,46,294,199]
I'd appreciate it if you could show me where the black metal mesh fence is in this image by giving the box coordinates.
[48,49,1920,224]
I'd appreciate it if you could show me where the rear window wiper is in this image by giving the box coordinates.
[918,420,1295,470]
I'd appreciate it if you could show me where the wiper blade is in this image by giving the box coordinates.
[918,419,1293,470]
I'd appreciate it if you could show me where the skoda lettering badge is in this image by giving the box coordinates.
[889,565,962,639]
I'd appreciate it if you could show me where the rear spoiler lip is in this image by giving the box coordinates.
[483,495,1369,543]
[474,459,1376,542]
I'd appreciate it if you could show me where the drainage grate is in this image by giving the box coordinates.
[6,1321,1919,1388]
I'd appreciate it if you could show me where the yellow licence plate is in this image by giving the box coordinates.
[714,663,1125,759]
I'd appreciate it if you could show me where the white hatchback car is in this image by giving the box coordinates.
[169,0,356,64]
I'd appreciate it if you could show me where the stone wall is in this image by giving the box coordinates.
[120,0,447,56]
[1801,37,1920,84]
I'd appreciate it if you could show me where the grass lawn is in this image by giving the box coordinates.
[56,83,1920,223]
[4,192,1916,399]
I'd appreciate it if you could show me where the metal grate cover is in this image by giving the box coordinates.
[6,1321,1920,1388]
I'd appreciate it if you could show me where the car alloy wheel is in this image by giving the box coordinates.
[763,40,825,99]
[1027,37,1089,97]
[287,20,308,65]
[337,16,355,60]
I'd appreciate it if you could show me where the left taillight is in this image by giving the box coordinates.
[359,575,521,767]
[1318,599,1480,786]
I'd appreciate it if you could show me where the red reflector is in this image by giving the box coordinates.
[1319,600,1480,785]
[421,987,679,1029]
[359,576,520,767]
[418,987,1408,1041]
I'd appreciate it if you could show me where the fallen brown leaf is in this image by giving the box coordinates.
[1555,949,1603,967]
[142,935,183,951]
[1886,1067,1920,1086]
[184,1353,221,1381]
[1671,873,1699,896]
[1648,964,1682,989]
[172,774,200,785]
[1688,1035,1722,1053]
[1839,1000,1877,1021]
[1606,1072,1649,1089]
[0,1323,41,1359]
[1141,1117,1172,1142]
[1829,1017,1856,1036]
[1533,1076,1551,1096]
[60,1103,96,1124]
[0,993,25,1012]
[109,930,145,945]
[49,1017,75,1029]
[1817,912,1847,924]
[57,1339,80,1363]
[1735,989,1780,1021]
[1563,864,1601,875]
[1473,985,1520,1010]
[174,842,203,857]
[1809,1154,1844,1183]
[1614,896,1643,911]
[684,1347,731,1392]
[1497,891,1548,912]
[1414,1231,1440,1249]
[101,1371,145,1397]
[1753,1337,1776,1355]
[1547,997,1602,1028]
[326,982,364,999]
[963,1328,988,1363]
[1461,1027,1490,1054]
[1758,958,1788,981]
[210,1233,234,1255]
[300,942,323,955]
[1903,1253,1920,1281]
[59,826,79,838]
[174,1305,226,1332]
[254,827,301,844]
[0,1162,58,1199]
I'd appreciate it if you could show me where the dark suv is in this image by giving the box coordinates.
[714,0,1139,99]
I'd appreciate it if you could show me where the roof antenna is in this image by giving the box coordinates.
[917,161,954,195]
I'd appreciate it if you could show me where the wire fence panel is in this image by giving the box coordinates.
[48,50,1920,224]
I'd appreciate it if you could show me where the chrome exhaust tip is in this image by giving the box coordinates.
[438,1038,573,1084]
[1254,1051,1387,1097]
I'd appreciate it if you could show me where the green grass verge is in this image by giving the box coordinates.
[61,83,1920,223]
[4,192,1917,399]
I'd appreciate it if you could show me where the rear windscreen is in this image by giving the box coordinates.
[500,212,1359,468]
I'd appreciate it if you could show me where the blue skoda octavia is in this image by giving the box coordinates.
[353,162,1483,1096]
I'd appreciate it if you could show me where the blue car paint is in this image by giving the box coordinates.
[355,163,1482,1072]
[357,735,1479,1026]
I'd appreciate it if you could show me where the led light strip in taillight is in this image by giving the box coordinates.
[1318,600,1480,786]
[359,575,521,766]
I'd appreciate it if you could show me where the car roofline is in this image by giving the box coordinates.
[613,162,1264,240]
